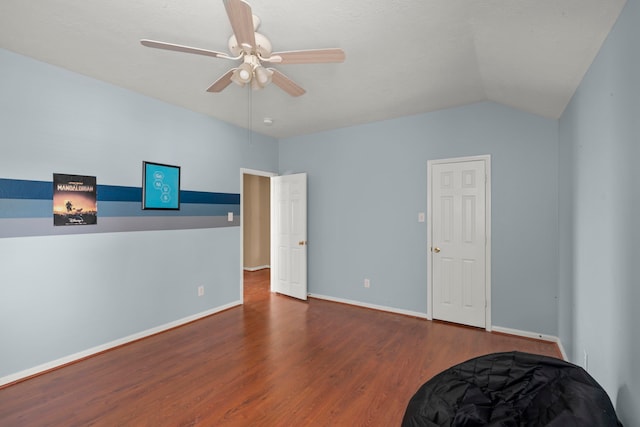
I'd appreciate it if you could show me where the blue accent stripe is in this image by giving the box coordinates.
[181,191,240,205]
[0,178,240,204]
[0,199,50,218]
[0,179,51,200]
[0,200,241,219]
[0,177,242,238]
[98,185,141,202]
[99,202,240,217]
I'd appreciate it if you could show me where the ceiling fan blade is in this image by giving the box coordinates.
[269,69,306,97]
[223,0,256,50]
[207,69,236,92]
[266,48,346,64]
[141,39,230,59]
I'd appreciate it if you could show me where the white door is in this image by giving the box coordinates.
[271,173,307,300]
[431,159,487,328]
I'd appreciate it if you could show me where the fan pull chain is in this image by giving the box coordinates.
[248,84,253,145]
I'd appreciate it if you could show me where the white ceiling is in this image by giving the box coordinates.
[0,0,626,139]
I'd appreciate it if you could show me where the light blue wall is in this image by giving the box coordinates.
[7,8,639,417]
[0,49,278,379]
[279,102,559,335]
[558,0,639,424]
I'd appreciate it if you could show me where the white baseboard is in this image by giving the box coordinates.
[0,301,241,387]
[307,295,568,362]
[243,265,270,271]
[492,326,568,361]
[308,293,428,319]
[308,296,568,361]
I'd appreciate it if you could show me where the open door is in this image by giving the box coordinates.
[271,173,307,300]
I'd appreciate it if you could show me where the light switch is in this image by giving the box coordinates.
[418,212,425,223]
[228,212,233,222]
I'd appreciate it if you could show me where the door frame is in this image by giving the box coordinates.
[240,168,277,303]
[426,155,492,331]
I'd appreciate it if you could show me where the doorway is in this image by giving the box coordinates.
[427,155,492,330]
[240,168,276,301]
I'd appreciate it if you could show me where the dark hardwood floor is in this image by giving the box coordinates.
[0,269,561,426]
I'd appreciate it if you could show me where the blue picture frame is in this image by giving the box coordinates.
[142,161,181,210]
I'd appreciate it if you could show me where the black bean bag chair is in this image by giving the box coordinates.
[402,351,622,426]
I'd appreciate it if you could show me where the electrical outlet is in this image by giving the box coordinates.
[198,286,205,297]
[364,278,370,288]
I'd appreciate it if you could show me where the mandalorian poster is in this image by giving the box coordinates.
[53,174,97,226]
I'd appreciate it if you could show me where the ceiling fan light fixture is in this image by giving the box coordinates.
[254,65,273,87]
[239,69,251,81]
[231,62,253,85]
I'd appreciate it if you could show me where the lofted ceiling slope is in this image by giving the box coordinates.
[0,0,626,138]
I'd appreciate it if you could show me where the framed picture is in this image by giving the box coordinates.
[53,174,98,225]
[142,161,181,210]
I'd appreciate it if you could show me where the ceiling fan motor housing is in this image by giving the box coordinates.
[228,32,272,57]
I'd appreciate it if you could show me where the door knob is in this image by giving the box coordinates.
[298,241,307,246]
[433,247,441,253]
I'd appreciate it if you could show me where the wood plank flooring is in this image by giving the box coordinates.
[0,269,561,426]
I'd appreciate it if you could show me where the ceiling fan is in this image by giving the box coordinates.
[140,0,346,97]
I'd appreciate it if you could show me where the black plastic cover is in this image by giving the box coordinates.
[402,351,622,426]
